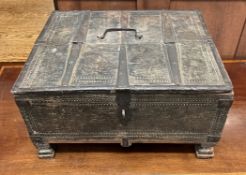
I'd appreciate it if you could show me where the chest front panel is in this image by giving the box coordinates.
[24,93,219,138]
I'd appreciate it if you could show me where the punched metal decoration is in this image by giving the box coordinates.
[12,10,233,159]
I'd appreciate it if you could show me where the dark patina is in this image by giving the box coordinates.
[12,10,233,159]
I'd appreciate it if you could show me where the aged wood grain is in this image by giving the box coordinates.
[170,0,246,59]
[55,0,136,10]
[137,0,170,9]
[225,62,246,101]
[235,19,246,59]
[0,0,54,62]
[55,0,171,10]
[1,65,246,174]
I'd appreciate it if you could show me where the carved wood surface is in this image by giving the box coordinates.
[12,11,231,92]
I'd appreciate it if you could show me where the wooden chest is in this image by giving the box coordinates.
[12,10,233,159]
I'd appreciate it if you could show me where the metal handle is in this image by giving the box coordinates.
[97,28,143,40]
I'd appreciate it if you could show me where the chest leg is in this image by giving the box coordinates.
[195,144,214,159]
[31,136,55,159]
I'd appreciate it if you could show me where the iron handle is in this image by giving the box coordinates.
[97,28,143,40]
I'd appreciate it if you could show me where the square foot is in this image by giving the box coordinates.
[38,148,55,159]
[195,145,214,159]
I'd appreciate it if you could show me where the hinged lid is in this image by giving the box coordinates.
[12,10,232,94]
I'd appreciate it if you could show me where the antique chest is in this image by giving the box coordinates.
[12,10,233,159]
